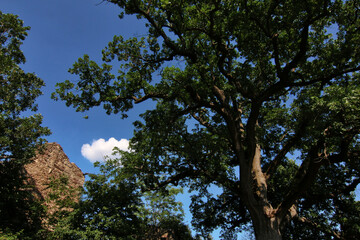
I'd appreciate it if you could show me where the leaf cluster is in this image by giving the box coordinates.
[48,159,195,240]
[0,11,50,239]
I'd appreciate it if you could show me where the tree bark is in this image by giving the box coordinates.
[241,185,282,240]
[251,211,282,240]
[238,143,283,240]
[242,184,282,240]
[239,174,283,240]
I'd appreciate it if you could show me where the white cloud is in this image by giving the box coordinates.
[81,137,130,163]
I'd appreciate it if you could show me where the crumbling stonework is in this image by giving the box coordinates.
[24,142,84,201]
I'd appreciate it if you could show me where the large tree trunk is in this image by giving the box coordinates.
[255,228,282,240]
[239,144,283,240]
[251,211,282,240]
[240,173,283,240]
[243,189,282,240]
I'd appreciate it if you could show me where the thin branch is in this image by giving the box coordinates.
[303,65,360,87]
[282,3,330,77]
[112,92,169,104]
[136,7,198,62]
[271,33,282,77]
[261,7,334,101]
[341,178,360,196]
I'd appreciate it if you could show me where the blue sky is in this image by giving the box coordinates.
[2,0,149,173]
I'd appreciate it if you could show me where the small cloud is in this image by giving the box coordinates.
[81,137,129,163]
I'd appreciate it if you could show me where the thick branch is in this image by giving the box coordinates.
[276,143,324,220]
[112,92,168,104]
[261,64,360,103]
[245,101,262,161]
[152,169,202,189]
[305,65,360,87]
[191,112,219,135]
[281,22,310,76]
[212,84,227,106]
[265,118,309,180]
[271,34,282,77]
[185,84,232,122]
[296,216,342,239]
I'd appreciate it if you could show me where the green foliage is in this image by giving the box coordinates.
[0,11,50,239]
[141,187,195,240]
[44,175,83,231]
[49,167,143,239]
[53,0,360,238]
[0,11,50,163]
[0,161,46,239]
[49,159,195,240]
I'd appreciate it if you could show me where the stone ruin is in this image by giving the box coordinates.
[24,142,84,208]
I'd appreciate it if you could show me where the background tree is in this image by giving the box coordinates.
[0,11,50,239]
[49,159,195,240]
[48,165,145,240]
[53,0,360,239]
[141,186,194,240]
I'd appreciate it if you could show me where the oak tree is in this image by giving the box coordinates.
[53,0,360,239]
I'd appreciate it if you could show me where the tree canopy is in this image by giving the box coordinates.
[0,11,50,239]
[53,0,360,239]
[0,11,50,163]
